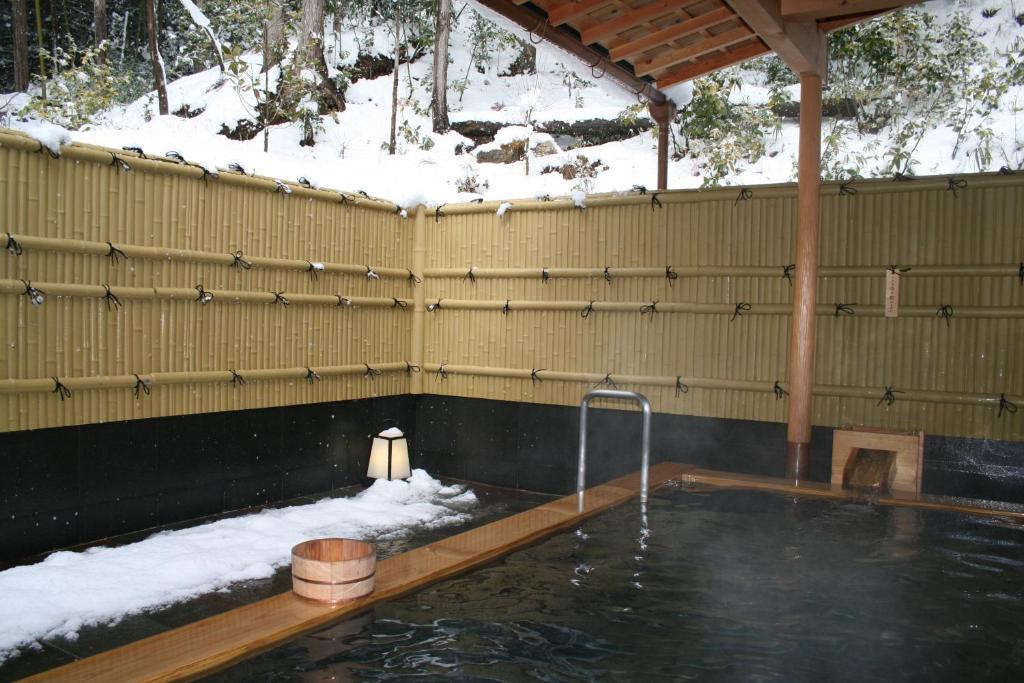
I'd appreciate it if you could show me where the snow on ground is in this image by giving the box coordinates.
[0,470,476,663]
[2,0,1023,207]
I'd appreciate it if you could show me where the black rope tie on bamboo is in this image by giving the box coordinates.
[298,177,313,189]
[365,266,380,281]
[306,261,323,281]
[675,377,689,397]
[392,298,408,310]
[998,394,1018,418]
[195,285,213,305]
[106,241,127,265]
[230,369,246,387]
[888,264,911,275]
[773,381,788,400]
[231,250,252,270]
[427,299,443,312]
[337,295,353,307]
[101,285,122,311]
[839,179,858,196]
[405,362,421,375]
[640,301,658,319]
[542,267,550,284]
[271,291,290,306]
[407,269,421,285]
[783,264,795,286]
[594,373,617,390]
[363,363,382,381]
[581,300,595,319]
[133,374,150,398]
[835,303,856,317]
[936,304,954,327]
[228,162,247,175]
[109,153,131,173]
[531,368,544,385]
[52,377,72,400]
[305,367,321,384]
[666,266,678,287]
[274,180,292,194]
[734,188,752,206]
[502,300,511,316]
[603,267,612,284]
[6,233,23,256]
[892,171,914,182]
[462,267,477,285]
[435,205,445,223]
[21,280,45,306]
[878,386,903,406]
[37,141,60,159]
[651,193,662,210]
[632,185,647,195]
[122,145,146,158]
[1018,263,1023,286]
[337,192,352,204]
[731,302,751,321]
[998,166,1015,175]
[947,176,968,198]
[436,364,448,381]
[166,150,186,164]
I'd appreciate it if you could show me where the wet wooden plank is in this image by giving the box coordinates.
[687,468,1024,521]
[24,462,690,683]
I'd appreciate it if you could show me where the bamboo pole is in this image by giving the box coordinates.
[410,206,426,394]
[0,280,410,309]
[6,234,412,278]
[0,363,410,394]
[423,265,1022,279]
[787,72,823,481]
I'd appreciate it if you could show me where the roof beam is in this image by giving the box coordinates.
[581,0,692,46]
[609,6,736,62]
[548,0,613,27]
[780,0,919,21]
[472,0,666,104]
[656,40,770,87]
[724,0,825,76]
[635,26,754,77]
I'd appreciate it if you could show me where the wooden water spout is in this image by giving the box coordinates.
[842,448,898,493]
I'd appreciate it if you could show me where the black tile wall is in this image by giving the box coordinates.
[3,393,1021,564]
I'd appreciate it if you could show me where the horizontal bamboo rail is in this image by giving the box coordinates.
[0,279,410,309]
[0,363,412,395]
[422,364,1021,410]
[424,264,1022,279]
[0,129,402,212]
[422,298,1024,318]
[5,234,413,279]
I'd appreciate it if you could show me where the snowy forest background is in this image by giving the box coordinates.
[1,0,1023,205]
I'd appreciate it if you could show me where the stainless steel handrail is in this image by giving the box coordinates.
[577,389,652,512]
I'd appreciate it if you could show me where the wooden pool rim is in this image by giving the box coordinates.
[23,463,1024,682]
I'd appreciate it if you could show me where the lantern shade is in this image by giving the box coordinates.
[367,429,411,480]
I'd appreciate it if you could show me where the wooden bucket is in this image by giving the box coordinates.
[291,538,376,603]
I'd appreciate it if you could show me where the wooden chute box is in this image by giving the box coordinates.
[832,428,924,494]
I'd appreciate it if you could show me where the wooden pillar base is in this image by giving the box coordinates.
[786,441,811,481]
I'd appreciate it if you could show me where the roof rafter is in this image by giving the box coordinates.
[609,6,736,62]
[581,0,694,46]
[723,0,825,76]
[548,0,614,27]
[635,25,755,77]
[656,40,770,87]
[780,0,920,21]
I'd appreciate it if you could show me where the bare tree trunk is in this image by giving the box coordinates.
[34,0,46,98]
[388,3,400,155]
[12,0,30,90]
[262,0,283,73]
[94,0,107,65]
[297,0,344,111]
[146,0,169,115]
[431,0,451,133]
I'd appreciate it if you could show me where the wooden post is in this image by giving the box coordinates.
[647,100,676,190]
[786,72,822,480]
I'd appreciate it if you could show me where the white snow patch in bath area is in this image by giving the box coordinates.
[0,469,475,662]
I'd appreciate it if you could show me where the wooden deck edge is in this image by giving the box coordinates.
[24,462,692,683]
[686,468,1024,521]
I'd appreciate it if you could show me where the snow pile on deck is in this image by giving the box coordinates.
[0,469,476,663]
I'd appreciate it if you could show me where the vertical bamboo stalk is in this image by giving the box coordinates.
[786,73,823,480]
[411,205,426,394]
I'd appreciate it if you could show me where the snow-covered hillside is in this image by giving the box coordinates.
[4,0,1024,207]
